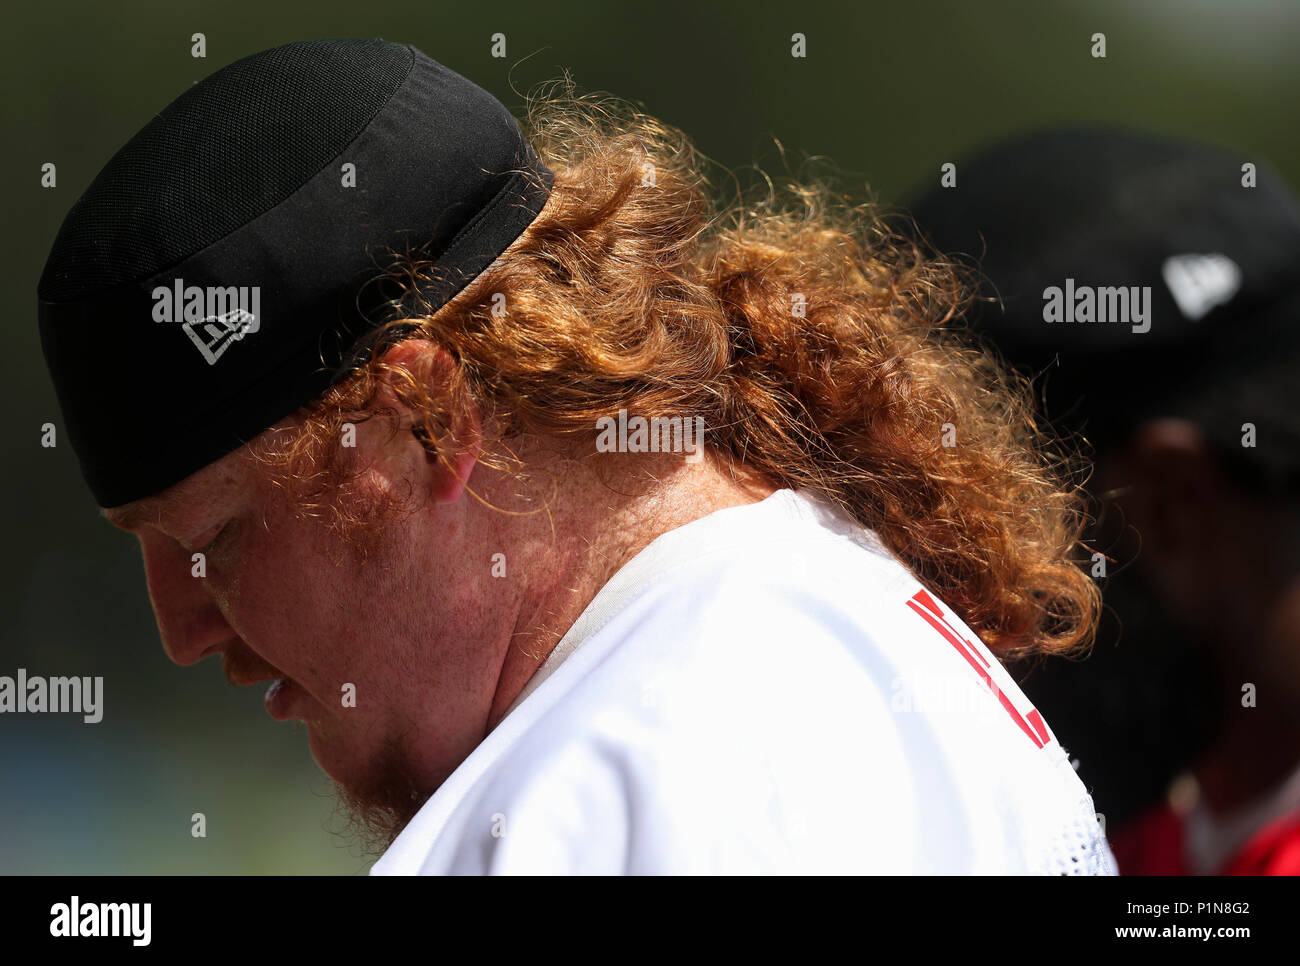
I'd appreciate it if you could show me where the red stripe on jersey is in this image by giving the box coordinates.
[907,591,1047,749]
[1026,709,1051,746]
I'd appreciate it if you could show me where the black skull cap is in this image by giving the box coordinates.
[38,38,554,508]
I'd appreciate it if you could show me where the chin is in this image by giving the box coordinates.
[307,719,432,834]
[305,716,372,788]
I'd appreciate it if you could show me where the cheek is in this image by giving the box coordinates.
[218,518,356,687]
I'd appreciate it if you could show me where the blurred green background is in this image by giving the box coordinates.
[2,0,1298,874]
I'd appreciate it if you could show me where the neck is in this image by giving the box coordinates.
[483,453,775,730]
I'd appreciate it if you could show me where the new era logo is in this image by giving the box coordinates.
[1162,253,1241,321]
[151,279,262,365]
[183,308,259,365]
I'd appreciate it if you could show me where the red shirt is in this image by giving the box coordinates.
[1112,803,1300,875]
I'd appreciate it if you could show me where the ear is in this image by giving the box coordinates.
[376,338,482,506]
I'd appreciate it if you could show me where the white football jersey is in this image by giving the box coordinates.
[371,488,1116,875]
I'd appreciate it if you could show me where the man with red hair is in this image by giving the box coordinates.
[38,40,1114,874]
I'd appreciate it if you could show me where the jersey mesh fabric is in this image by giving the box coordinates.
[38,38,414,302]
[1045,796,1119,875]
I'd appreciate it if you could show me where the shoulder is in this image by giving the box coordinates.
[380,505,1111,874]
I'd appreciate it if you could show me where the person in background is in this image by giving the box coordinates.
[909,128,1300,874]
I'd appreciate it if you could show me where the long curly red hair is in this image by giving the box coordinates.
[260,82,1100,660]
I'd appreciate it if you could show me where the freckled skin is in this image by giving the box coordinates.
[108,342,774,837]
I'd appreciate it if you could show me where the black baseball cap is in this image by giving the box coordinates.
[908,127,1300,494]
[38,39,554,508]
